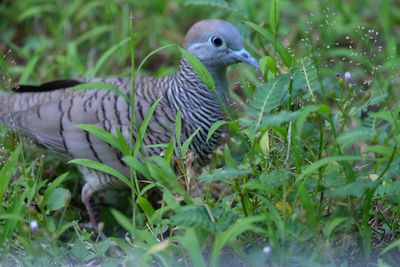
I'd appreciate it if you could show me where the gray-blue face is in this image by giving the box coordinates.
[184,19,259,69]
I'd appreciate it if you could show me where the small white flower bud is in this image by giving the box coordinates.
[263,246,272,255]
[30,220,39,233]
[344,71,352,81]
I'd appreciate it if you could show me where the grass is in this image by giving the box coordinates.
[1,0,400,266]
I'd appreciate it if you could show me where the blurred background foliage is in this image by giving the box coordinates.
[1,0,400,266]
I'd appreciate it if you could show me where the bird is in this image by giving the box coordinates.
[0,19,259,232]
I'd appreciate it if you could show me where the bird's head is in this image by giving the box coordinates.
[184,19,259,70]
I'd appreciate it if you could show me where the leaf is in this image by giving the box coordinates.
[137,196,155,224]
[46,187,71,211]
[134,98,161,157]
[262,111,300,126]
[199,167,252,182]
[296,105,329,139]
[266,56,277,73]
[171,205,215,232]
[337,127,375,148]
[179,47,216,90]
[136,43,176,75]
[68,159,132,189]
[175,110,182,145]
[207,120,227,142]
[328,179,377,198]
[292,57,321,99]
[260,130,270,155]
[269,0,281,33]
[123,156,151,179]
[41,172,70,210]
[297,156,375,181]
[381,239,400,255]
[364,145,394,156]
[247,75,290,128]
[180,128,200,159]
[371,111,399,128]
[244,21,293,68]
[75,124,121,150]
[324,217,349,238]
[111,208,135,234]
[260,169,291,188]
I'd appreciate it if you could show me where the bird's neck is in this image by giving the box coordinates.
[167,59,228,161]
[175,58,230,103]
[204,64,229,103]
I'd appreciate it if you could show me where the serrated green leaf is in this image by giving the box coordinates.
[171,205,215,232]
[199,167,252,182]
[292,58,321,99]
[337,127,375,148]
[247,75,290,128]
[263,111,299,126]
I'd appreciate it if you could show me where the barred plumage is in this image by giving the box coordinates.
[0,19,258,231]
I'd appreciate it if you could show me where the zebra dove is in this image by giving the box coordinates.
[0,19,258,231]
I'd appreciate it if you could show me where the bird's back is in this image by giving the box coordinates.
[0,75,177,171]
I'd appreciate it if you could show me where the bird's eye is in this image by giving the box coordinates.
[210,35,224,47]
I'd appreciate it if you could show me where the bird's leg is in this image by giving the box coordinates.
[79,167,120,238]
[81,182,102,233]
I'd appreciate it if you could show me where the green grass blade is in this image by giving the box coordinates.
[19,50,42,84]
[244,21,293,68]
[68,158,132,189]
[90,37,130,76]
[133,98,161,157]
[0,144,22,201]
[206,120,227,142]
[179,46,216,90]
[211,216,264,267]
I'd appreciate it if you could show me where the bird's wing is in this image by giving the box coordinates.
[1,80,132,166]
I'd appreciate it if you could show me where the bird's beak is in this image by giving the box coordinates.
[232,48,259,69]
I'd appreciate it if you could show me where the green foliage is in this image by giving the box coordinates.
[179,46,216,90]
[1,0,400,266]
